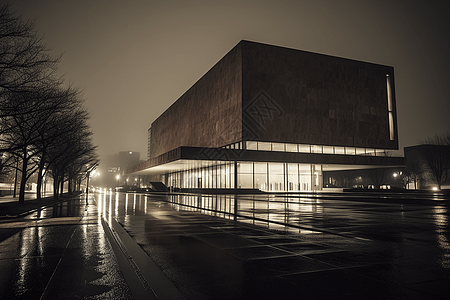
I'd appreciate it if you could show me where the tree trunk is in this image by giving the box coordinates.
[36,159,45,200]
[53,172,59,200]
[60,179,64,195]
[18,152,28,204]
[68,176,72,194]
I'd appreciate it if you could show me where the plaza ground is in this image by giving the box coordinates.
[0,190,449,299]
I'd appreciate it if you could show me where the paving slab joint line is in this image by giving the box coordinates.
[101,217,156,300]
[102,216,186,300]
[161,196,372,242]
[39,202,87,300]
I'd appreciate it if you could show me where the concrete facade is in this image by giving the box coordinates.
[149,44,243,159]
[134,41,402,192]
[148,40,398,159]
[241,41,397,149]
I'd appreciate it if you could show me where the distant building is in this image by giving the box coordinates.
[129,40,404,191]
[118,151,140,177]
[98,151,141,188]
[404,145,450,189]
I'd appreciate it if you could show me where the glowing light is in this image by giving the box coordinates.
[432,187,438,191]
[386,74,394,140]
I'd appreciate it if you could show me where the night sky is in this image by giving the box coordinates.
[6,0,450,163]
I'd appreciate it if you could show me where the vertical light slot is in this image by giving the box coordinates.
[386,75,393,111]
[386,74,394,140]
[389,112,394,140]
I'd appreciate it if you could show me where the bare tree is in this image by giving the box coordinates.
[419,134,450,189]
[0,5,98,202]
[367,168,389,189]
[45,104,97,199]
[0,4,60,101]
[0,85,74,203]
[0,4,61,203]
[366,151,394,189]
[33,86,83,199]
[402,160,423,189]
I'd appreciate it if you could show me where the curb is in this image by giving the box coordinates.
[101,217,186,300]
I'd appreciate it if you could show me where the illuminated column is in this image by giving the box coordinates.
[234,161,238,190]
[386,74,394,141]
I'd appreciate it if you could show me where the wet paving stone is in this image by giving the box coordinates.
[96,191,450,299]
[225,245,294,260]
[0,195,133,299]
[274,242,334,255]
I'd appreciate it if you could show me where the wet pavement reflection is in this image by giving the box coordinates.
[0,195,133,299]
[97,191,450,299]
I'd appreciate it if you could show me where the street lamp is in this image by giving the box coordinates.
[116,174,120,189]
[392,171,404,188]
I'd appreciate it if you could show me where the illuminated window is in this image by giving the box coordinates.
[335,146,345,155]
[299,144,311,153]
[323,146,334,154]
[376,149,387,156]
[366,148,375,156]
[345,147,355,155]
[246,141,257,150]
[272,143,285,152]
[287,163,299,191]
[254,173,267,190]
[238,162,253,188]
[386,74,394,140]
[311,145,322,153]
[258,142,271,151]
[253,162,268,190]
[286,143,298,152]
[356,148,365,155]
[268,163,284,191]
[254,162,267,173]
[239,162,253,173]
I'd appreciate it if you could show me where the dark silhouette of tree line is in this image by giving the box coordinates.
[417,133,450,190]
[357,133,450,190]
[0,4,98,203]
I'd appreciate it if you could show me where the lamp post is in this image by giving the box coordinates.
[85,163,99,204]
[86,170,91,204]
[392,171,404,188]
[116,174,120,190]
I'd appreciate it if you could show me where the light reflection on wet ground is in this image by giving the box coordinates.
[97,191,450,299]
[0,195,133,299]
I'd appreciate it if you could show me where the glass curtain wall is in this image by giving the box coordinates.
[243,141,390,157]
[168,161,235,190]
[166,161,321,192]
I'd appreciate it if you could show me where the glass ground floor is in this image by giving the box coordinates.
[165,161,323,192]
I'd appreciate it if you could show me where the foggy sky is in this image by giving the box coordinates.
[6,0,450,163]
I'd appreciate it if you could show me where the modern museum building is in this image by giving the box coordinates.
[128,40,404,192]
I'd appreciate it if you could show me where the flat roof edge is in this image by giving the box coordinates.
[127,147,405,174]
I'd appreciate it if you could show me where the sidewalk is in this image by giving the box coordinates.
[0,191,36,204]
[0,193,134,299]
